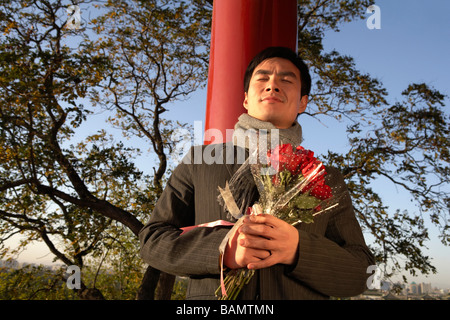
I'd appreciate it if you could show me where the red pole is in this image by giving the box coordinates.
[204,0,298,144]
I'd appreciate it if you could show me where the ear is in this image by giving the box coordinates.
[243,92,249,110]
[298,95,308,114]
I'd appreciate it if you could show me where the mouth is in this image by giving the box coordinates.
[261,95,284,103]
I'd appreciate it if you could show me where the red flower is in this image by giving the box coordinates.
[310,179,332,200]
[267,144,315,175]
[301,161,332,200]
[267,144,332,200]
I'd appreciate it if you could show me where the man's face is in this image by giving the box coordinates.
[243,57,308,129]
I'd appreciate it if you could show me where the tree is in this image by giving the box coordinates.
[335,83,449,279]
[296,0,449,280]
[0,0,210,299]
[0,0,148,299]
[89,0,211,299]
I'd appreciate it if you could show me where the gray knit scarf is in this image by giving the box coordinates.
[218,113,303,220]
[232,113,303,149]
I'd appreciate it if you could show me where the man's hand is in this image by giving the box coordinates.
[240,214,299,269]
[223,213,299,270]
[223,219,271,269]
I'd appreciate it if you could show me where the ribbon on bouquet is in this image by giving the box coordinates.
[179,219,235,235]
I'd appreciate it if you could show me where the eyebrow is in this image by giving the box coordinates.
[254,69,297,79]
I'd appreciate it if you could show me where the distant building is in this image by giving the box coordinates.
[409,282,419,294]
[407,281,432,295]
[420,282,432,294]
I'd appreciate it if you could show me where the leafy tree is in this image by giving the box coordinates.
[0,0,210,299]
[296,0,449,281]
[337,83,449,279]
[88,0,211,298]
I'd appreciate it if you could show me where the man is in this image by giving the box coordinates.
[139,47,375,299]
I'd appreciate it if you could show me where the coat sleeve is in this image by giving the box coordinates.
[139,147,230,277]
[285,167,375,297]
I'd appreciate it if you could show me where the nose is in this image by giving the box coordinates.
[265,85,280,93]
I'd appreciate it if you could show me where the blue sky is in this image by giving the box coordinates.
[8,0,450,290]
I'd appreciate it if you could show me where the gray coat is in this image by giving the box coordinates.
[139,144,375,299]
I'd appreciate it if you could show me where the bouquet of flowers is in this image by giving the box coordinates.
[216,143,338,300]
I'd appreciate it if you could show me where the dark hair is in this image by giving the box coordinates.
[243,47,311,97]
